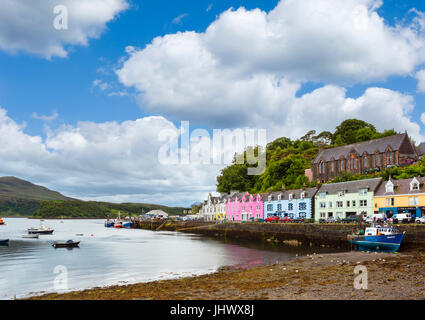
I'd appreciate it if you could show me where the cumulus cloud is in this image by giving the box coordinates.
[0,0,129,58]
[116,0,425,140]
[0,107,231,206]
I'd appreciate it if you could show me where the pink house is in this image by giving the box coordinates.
[225,192,264,222]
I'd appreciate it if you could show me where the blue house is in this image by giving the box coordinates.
[263,188,318,220]
[263,191,285,218]
[283,188,317,220]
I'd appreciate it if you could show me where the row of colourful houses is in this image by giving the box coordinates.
[199,177,425,222]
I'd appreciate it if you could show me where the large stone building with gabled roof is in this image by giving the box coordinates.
[311,133,418,183]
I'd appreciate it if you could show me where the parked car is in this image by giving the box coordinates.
[265,216,282,223]
[281,216,292,223]
[341,215,362,223]
[292,218,305,223]
[415,217,425,224]
[393,213,413,224]
[326,216,337,223]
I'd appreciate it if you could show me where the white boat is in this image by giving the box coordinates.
[28,223,54,235]
[22,234,39,239]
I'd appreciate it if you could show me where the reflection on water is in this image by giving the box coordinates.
[0,218,344,300]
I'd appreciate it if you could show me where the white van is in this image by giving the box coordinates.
[393,212,412,224]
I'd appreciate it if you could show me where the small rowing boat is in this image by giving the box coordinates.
[22,234,39,239]
[52,240,80,248]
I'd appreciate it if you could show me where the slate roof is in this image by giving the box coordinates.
[317,178,383,195]
[417,142,425,157]
[312,133,409,164]
[263,188,318,201]
[375,177,425,196]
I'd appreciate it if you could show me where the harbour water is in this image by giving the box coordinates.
[0,218,342,299]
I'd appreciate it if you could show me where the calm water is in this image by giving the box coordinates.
[0,218,342,299]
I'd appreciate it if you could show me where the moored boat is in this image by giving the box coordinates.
[52,240,80,248]
[114,220,123,228]
[104,219,115,228]
[0,218,5,225]
[0,239,9,246]
[348,224,405,252]
[28,222,54,235]
[122,220,132,228]
[22,234,39,239]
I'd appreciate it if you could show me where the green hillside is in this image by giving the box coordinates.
[216,119,420,193]
[0,176,186,217]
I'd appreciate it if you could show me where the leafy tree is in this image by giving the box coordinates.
[333,119,376,144]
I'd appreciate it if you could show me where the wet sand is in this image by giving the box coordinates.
[27,250,425,300]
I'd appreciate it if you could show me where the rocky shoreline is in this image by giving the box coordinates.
[27,250,425,300]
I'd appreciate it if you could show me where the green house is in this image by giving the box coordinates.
[314,178,383,221]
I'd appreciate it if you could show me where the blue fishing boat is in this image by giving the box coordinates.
[0,239,9,246]
[104,219,115,228]
[122,221,132,228]
[349,225,405,252]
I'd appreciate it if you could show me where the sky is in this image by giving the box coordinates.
[1,0,425,207]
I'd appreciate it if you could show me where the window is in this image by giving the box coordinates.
[288,203,294,211]
[409,197,414,206]
[319,161,325,174]
[277,204,282,211]
[289,193,293,200]
[386,198,395,206]
[299,203,307,210]
[267,204,273,211]
[410,178,420,191]
[352,200,356,207]
[277,194,281,201]
[375,154,379,167]
[268,195,272,201]
[346,201,350,208]
[340,159,345,171]
[337,201,343,208]
[386,150,392,165]
[360,200,367,207]
[319,192,326,198]
[364,156,368,168]
[241,206,245,211]
[359,188,368,195]
[256,205,260,210]
[299,212,306,219]
[320,202,326,208]
[415,197,419,205]
[329,202,333,208]
[320,212,326,218]
[385,181,394,193]
[331,161,335,172]
[338,190,345,197]
[300,192,305,199]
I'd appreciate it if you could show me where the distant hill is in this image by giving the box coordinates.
[0,176,186,218]
[0,176,73,201]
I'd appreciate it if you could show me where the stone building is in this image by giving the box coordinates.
[311,133,417,183]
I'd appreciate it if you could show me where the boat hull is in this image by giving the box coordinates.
[0,239,9,246]
[53,241,80,248]
[104,221,115,228]
[28,229,54,235]
[349,233,404,253]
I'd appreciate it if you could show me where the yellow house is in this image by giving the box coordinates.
[374,177,425,218]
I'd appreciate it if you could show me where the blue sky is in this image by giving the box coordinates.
[1,0,425,206]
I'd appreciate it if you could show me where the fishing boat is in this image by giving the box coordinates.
[0,218,5,225]
[348,224,405,252]
[122,220,132,228]
[52,240,80,248]
[0,239,9,246]
[28,223,54,235]
[22,234,39,239]
[114,220,123,228]
[104,219,115,228]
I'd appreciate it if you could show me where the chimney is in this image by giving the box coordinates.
[281,184,286,191]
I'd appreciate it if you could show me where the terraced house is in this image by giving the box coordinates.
[199,193,227,221]
[314,178,383,221]
[312,133,417,183]
[226,192,264,222]
[263,188,317,220]
[374,177,425,218]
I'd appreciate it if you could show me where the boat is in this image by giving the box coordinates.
[22,234,39,239]
[52,240,80,248]
[104,219,115,228]
[0,218,5,225]
[0,239,9,246]
[348,224,405,252]
[122,220,132,228]
[114,220,123,228]
[28,223,54,235]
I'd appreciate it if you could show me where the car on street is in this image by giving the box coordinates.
[415,216,425,224]
[265,216,282,223]
[341,215,362,223]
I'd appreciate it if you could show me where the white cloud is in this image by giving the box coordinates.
[415,69,425,93]
[31,111,59,122]
[421,113,425,125]
[0,107,228,206]
[172,13,189,26]
[0,0,129,58]
[116,0,425,140]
